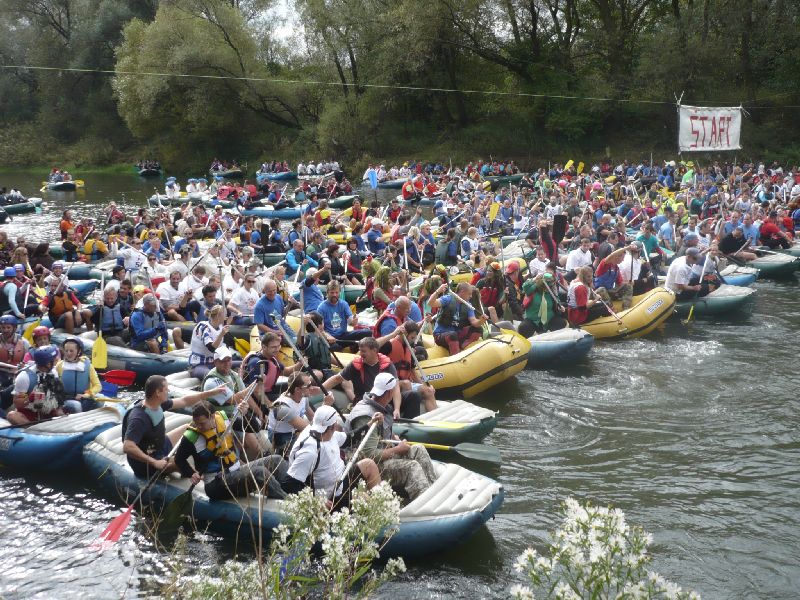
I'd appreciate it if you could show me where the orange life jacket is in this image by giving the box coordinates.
[386,337,413,380]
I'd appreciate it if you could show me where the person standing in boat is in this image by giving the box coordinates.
[344,373,436,501]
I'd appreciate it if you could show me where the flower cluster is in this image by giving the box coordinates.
[511,498,700,600]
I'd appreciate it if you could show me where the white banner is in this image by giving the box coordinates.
[678,105,742,152]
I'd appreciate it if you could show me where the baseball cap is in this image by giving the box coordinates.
[214,346,233,360]
[683,232,699,242]
[311,405,339,433]
[506,261,520,274]
[369,372,397,396]
[202,375,233,406]
[685,247,702,258]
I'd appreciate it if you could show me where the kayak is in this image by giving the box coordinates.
[0,405,124,470]
[748,253,800,278]
[50,329,190,381]
[4,198,43,214]
[239,206,303,220]
[583,287,676,341]
[210,169,244,179]
[256,171,297,182]
[165,371,497,446]
[83,412,504,558]
[674,284,756,317]
[525,327,594,368]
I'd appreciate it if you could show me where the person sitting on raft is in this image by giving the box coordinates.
[517,272,568,337]
[55,337,101,414]
[593,246,634,310]
[5,346,64,425]
[39,277,93,334]
[664,247,706,300]
[428,282,487,355]
[174,399,288,501]
[129,293,170,354]
[567,266,609,326]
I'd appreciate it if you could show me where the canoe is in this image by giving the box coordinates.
[525,327,594,368]
[0,405,123,470]
[210,169,244,179]
[256,171,297,181]
[239,206,303,220]
[47,181,77,191]
[376,179,405,189]
[4,197,43,214]
[673,284,756,317]
[582,287,676,341]
[50,329,190,381]
[83,412,504,558]
[137,167,162,177]
[748,253,800,278]
[165,371,497,446]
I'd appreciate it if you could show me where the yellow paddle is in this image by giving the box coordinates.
[92,272,108,369]
[577,162,585,174]
[234,337,250,357]
[74,179,85,188]
[564,159,574,171]
[489,202,500,223]
[22,318,41,345]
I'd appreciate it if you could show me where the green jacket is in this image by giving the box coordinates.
[522,278,555,325]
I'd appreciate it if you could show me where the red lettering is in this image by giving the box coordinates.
[726,116,732,146]
[698,116,708,147]
[710,116,718,146]
[690,116,699,149]
[717,116,726,148]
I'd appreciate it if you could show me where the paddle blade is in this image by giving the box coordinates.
[234,337,250,357]
[103,370,136,386]
[452,442,502,464]
[577,162,585,174]
[91,505,133,549]
[160,491,193,531]
[553,214,568,244]
[92,333,108,370]
[100,380,119,398]
[22,318,41,345]
[489,202,500,223]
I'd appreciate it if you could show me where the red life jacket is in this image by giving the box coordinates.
[0,335,26,365]
[372,309,401,338]
[386,337,412,380]
[401,182,415,200]
[350,354,392,384]
[365,277,388,312]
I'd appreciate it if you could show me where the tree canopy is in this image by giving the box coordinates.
[1,0,798,171]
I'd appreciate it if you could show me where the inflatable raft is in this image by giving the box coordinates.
[239,206,303,220]
[46,181,77,191]
[748,253,800,278]
[719,264,760,286]
[50,330,190,381]
[210,168,244,179]
[256,171,297,181]
[4,197,43,213]
[673,284,756,317]
[83,413,504,558]
[137,167,162,177]
[583,287,676,341]
[376,178,405,189]
[525,327,594,368]
[165,371,497,446]
[0,406,123,470]
[148,194,235,210]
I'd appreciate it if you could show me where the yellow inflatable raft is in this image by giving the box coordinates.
[581,287,675,341]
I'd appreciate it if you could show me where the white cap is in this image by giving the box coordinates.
[214,346,233,360]
[202,376,233,405]
[369,372,397,396]
[311,405,339,433]
[371,219,383,227]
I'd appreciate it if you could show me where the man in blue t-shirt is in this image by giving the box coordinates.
[254,279,295,342]
[316,280,370,350]
[366,220,386,255]
[739,214,760,246]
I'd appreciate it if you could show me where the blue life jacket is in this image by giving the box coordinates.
[101,302,124,332]
[60,357,91,398]
[594,266,619,290]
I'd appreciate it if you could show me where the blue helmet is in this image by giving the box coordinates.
[0,314,18,326]
[3,267,16,278]
[62,336,84,355]
[33,345,59,368]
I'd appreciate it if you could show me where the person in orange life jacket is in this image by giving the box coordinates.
[5,345,64,425]
[240,331,303,424]
[0,314,31,414]
[56,337,101,414]
[322,335,422,419]
[39,277,93,334]
[375,320,436,414]
[122,374,228,479]
[593,246,634,309]
[428,281,487,356]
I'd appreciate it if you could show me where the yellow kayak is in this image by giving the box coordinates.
[582,287,676,341]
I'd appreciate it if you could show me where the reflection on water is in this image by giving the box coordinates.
[1,171,799,599]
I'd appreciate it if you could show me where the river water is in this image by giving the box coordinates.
[0,171,798,599]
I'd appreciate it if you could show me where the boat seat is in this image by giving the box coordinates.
[420,400,495,423]
[400,463,501,518]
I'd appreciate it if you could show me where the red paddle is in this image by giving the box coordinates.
[102,370,137,386]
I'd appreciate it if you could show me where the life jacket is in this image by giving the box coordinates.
[477,278,500,307]
[56,357,91,399]
[242,353,282,402]
[436,295,470,329]
[365,277,388,312]
[593,264,619,289]
[386,337,413,380]
[47,291,75,318]
[0,280,24,313]
[304,333,332,370]
[100,301,124,333]
[184,411,239,475]
[0,335,26,365]
[122,403,165,456]
[401,182,416,200]
[372,309,402,338]
[350,354,392,390]
[83,240,105,262]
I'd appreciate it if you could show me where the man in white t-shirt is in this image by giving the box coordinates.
[227,274,260,325]
[156,270,192,321]
[664,247,702,300]
[565,238,594,278]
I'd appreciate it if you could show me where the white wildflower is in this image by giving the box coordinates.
[509,583,535,599]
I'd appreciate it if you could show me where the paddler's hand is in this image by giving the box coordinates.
[190,471,202,485]
[393,440,410,456]
[393,408,401,420]
[152,458,169,471]
[370,412,384,425]
[322,392,335,406]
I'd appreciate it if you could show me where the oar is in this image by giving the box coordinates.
[92,272,108,369]
[589,288,629,334]
[91,437,183,548]
[393,417,472,429]
[381,439,501,464]
[160,382,258,528]
[103,370,137,386]
[330,422,378,504]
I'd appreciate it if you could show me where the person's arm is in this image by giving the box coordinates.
[129,311,157,343]
[174,436,204,481]
[85,365,102,398]
[427,284,449,309]
[5,284,23,319]
[171,385,228,410]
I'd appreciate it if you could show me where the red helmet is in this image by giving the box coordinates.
[32,326,51,339]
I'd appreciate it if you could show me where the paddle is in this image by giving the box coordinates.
[381,439,501,464]
[159,382,258,528]
[91,437,183,549]
[402,332,433,390]
[21,317,41,345]
[394,417,472,429]
[330,421,379,504]
[552,214,568,244]
[92,272,108,369]
[103,370,137,386]
[681,249,712,326]
[589,288,629,334]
